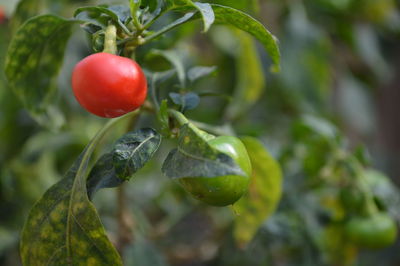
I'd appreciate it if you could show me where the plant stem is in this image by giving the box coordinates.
[167,109,216,140]
[150,76,160,110]
[116,185,134,256]
[142,12,195,44]
[142,9,169,30]
[190,121,235,136]
[103,24,117,54]
[129,0,143,31]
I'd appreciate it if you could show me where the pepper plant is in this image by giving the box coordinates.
[5,0,282,264]
[3,0,400,265]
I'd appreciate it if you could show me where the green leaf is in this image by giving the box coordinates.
[210,4,280,71]
[10,0,42,31]
[157,99,170,136]
[210,0,260,13]
[169,92,200,112]
[130,0,142,16]
[86,153,123,199]
[224,30,265,120]
[187,66,217,82]
[108,5,133,23]
[86,128,161,198]
[20,124,124,265]
[294,115,338,140]
[141,0,159,12]
[74,5,132,33]
[147,69,175,113]
[143,11,196,43]
[233,137,282,247]
[151,50,186,87]
[10,0,73,31]
[113,128,161,180]
[162,123,246,179]
[164,0,214,32]
[364,169,400,222]
[193,2,215,32]
[5,15,78,116]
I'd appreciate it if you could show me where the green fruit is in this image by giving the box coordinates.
[179,136,252,206]
[345,213,397,249]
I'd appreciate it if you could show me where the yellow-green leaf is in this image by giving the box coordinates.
[233,137,282,247]
[225,30,265,119]
[5,15,78,121]
[211,4,280,71]
[20,119,124,266]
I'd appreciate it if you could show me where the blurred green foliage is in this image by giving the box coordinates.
[1,0,400,265]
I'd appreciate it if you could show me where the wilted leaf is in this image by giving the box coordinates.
[162,123,245,179]
[234,137,282,247]
[18,118,139,265]
[86,153,123,199]
[113,128,161,180]
[225,30,265,119]
[210,4,280,71]
[20,152,122,265]
[87,128,161,198]
[10,0,70,31]
[5,15,78,118]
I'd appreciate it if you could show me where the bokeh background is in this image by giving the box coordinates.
[1,0,400,265]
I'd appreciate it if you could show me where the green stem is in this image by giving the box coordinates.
[130,0,143,30]
[141,106,230,136]
[168,109,216,140]
[150,83,159,110]
[103,24,117,54]
[142,12,195,44]
[191,121,235,136]
[142,9,169,30]
[168,109,189,126]
[116,184,134,256]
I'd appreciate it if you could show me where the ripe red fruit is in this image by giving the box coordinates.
[0,7,6,24]
[72,53,147,118]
